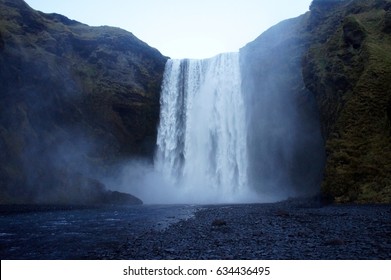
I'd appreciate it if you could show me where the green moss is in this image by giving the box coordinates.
[305,0,391,203]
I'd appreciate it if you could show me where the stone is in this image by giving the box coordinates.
[211,219,227,227]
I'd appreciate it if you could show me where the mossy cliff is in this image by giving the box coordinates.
[303,0,391,203]
[241,0,391,203]
[0,0,167,204]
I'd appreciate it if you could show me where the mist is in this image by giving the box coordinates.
[108,158,279,204]
[240,16,325,199]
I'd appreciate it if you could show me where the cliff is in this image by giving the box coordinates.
[241,0,391,203]
[0,0,167,204]
[303,0,391,203]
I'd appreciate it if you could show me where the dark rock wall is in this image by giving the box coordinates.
[0,0,167,204]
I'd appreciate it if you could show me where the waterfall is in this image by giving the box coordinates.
[155,53,253,203]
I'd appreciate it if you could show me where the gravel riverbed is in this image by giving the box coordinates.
[1,201,390,260]
[103,201,391,260]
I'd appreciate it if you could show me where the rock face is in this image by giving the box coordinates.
[241,0,391,203]
[303,0,391,203]
[0,0,167,204]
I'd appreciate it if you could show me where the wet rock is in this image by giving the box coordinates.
[164,248,176,254]
[275,210,290,217]
[211,219,227,227]
[101,191,143,205]
[324,239,345,246]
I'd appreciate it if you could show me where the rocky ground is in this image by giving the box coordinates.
[103,200,391,260]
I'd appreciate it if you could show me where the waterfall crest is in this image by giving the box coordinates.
[155,53,252,203]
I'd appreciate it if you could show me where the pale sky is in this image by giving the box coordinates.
[24,0,313,59]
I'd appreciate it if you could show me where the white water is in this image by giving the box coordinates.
[155,53,257,203]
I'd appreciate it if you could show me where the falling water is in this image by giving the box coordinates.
[155,53,252,203]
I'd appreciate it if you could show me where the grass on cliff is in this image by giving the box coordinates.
[318,3,391,203]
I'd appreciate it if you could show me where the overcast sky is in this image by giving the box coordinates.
[24,0,313,59]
